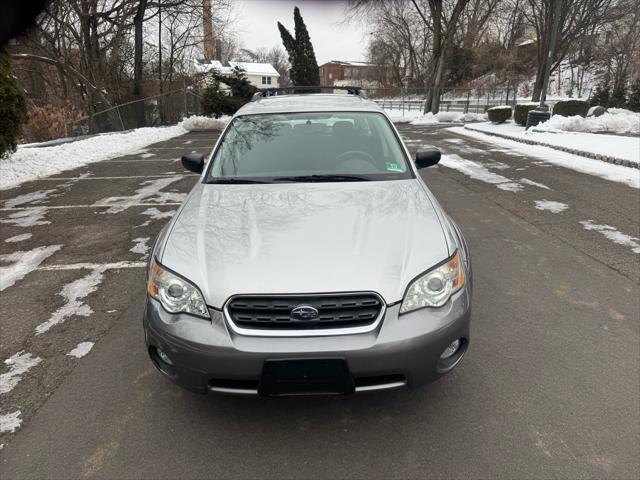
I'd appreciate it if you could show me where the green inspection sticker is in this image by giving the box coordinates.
[385,162,404,172]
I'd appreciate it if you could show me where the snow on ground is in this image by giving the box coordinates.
[534,110,640,136]
[0,245,62,291]
[520,178,551,189]
[5,233,33,243]
[1,125,188,191]
[97,176,183,213]
[130,237,150,256]
[0,352,42,394]
[35,267,106,335]
[385,109,487,124]
[0,411,22,434]
[535,200,569,213]
[439,154,557,193]
[465,121,639,164]
[181,115,231,131]
[66,342,94,359]
[4,190,56,208]
[439,154,522,192]
[137,207,176,227]
[0,207,50,228]
[384,109,422,123]
[579,220,640,254]
[449,126,640,189]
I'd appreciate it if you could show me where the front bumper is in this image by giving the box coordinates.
[143,288,471,395]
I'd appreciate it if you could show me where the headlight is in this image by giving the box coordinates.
[147,258,209,318]
[400,251,465,314]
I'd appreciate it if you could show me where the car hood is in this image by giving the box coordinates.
[161,180,450,308]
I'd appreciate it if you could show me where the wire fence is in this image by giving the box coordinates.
[69,88,203,136]
[369,87,549,114]
[60,85,557,138]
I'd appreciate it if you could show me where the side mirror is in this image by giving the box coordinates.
[181,153,204,174]
[415,148,441,169]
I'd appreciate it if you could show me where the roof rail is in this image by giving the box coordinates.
[251,86,368,101]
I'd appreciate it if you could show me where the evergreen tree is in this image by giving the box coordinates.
[609,74,628,109]
[202,67,258,118]
[627,79,640,112]
[0,49,28,157]
[277,7,320,86]
[590,80,610,108]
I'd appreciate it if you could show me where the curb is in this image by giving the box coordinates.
[462,125,639,169]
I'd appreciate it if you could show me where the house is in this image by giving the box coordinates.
[319,61,380,87]
[193,60,280,89]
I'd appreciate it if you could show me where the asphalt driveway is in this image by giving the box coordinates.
[1,125,638,479]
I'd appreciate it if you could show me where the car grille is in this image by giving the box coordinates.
[226,293,383,330]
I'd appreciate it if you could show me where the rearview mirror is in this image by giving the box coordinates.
[415,148,441,169]
[182,153,204,174]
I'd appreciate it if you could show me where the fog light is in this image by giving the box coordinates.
[440,339,461,360]
[157,348,174,365]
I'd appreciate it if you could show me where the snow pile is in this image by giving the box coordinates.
[488,105,512,111]
[410,111,487,125]
[533,111,640,136]
[384,109,421,123]
[180,115,231,131]
[1,125,187,190]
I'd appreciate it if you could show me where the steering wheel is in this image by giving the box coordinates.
[334,150,378,168]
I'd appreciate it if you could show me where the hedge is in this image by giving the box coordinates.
[514,104,539,126]
[487,106,512,124]
[552,99,589,117]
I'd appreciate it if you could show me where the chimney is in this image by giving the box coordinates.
[202,0,215,60]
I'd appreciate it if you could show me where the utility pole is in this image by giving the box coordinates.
[202,0,215,61]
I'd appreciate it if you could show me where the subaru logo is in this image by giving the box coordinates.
[290,305,319,320]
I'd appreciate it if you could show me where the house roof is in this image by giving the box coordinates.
[193,59,279,77]
[228,62,279,76]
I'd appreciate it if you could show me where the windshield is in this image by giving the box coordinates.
[206,112,413,183]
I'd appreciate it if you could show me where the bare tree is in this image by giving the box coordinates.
[525,0,615,101]
[349,0,471,113]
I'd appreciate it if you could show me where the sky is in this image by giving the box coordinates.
[234,0,368,65]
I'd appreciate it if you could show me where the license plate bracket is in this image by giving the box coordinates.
[258,358,355,396]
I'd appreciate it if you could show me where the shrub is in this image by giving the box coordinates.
[487,106,512,123]
[22,102,82,143]
[552,99,589,117]
[590,81,610,107]
[201,86,242,118]
[609,79,627,109]
[514,104,539,126]
[627,79,640,112]
[0,49,28,157]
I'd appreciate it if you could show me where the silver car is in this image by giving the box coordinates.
[144,88,472,396]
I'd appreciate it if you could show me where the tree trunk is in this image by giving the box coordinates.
[531,56,546,102]
[133,0,148,128]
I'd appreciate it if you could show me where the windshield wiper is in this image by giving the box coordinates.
[207,178,269,184]
[273,174,371,183]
